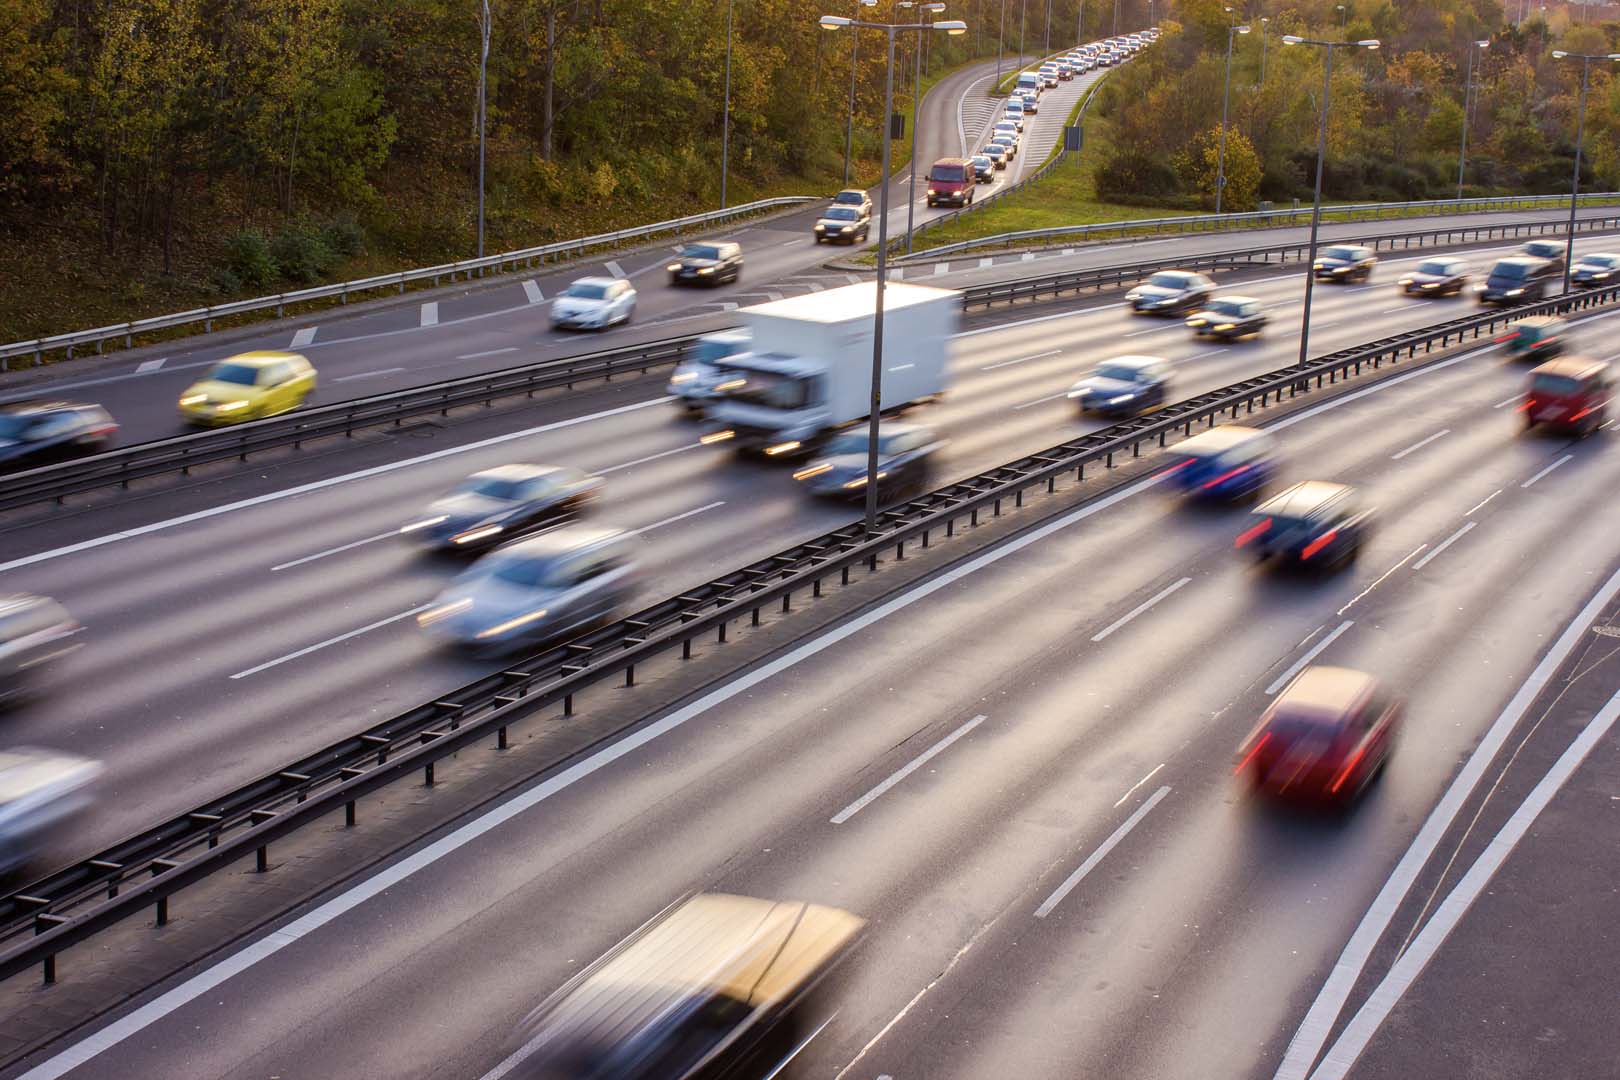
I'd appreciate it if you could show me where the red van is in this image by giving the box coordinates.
[925,158,975,208]
[1522,355,1610,436]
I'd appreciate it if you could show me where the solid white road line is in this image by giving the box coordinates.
[1309,684,1620,1080]
[1492,392,1522,409]
[1273,561,1620,1080]
[604,260,625,279]
[597,442,703,474]
[134,358,167,374]
[1520,453,1573,488]
[0,397,673,577]
[1389,428,1450,460]
[271,529,403,572]
[1335,545,1427,617]
[1113,762,1166,809]
[627,500,726,537]
[419,302,438,327]
[1035,785,1171,918]
[456,347,519,361]
[1410,521,1477,571]
[522,280,543,304]
[334,366,406,383]
[1090,577,1192,643]
[1265,621,1354,695]
[1465,488,1502,515]
[290,327,317,348]
[830,715,986,825]
[982,348,1062,371]
[229,603,434,680]
[1125,323,1177,337]
[1012,390,1072,411]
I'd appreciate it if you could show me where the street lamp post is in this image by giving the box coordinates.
[1112,0,1118,36]
[721,0,734,209]
[477,0,491,258]
[844,0,878,187]
[901,2,946,256]
[1283,35,1380,370]
[1045,0,1052,52]
[996,0,1006,87]
[1076,0,1083,45]
[819,12,968,535]
[1259,17,1268,83]
[1336,4,1347,26]
[1550,50,1620,293]
[1455,39,1488,200]
[1216,20,1251,214]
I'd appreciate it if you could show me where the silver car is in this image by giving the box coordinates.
[417,526,640,655]
[668,329,752,412]
[550,277,636,330]
[0,595,81,706]
[0,747,101,875]
[400,464,603,552]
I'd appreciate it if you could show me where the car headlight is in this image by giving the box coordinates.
[1506,288,1524,297]
[216,400,250,413]
[1125,290,1141,300]
[815,224,826,231]
[417,598,473,627]
[399,515,448,534]
[666,263,681,272]
[670,372,697,384]
[1067,387,1091,399]
[697,266,715,274]
[1214,323,1235,332]
[179,393,208,406]
[1398,277,1412,286]
[840,225,853,233]
[1422,282,1437,289]
[1312,261,1326,270]
[793,463,834,481]
[1108,394,1134,405]
[475,608,550,640]
[1333,266,1350,274]
[1595,271,1610,280]
[452,523,504,545]
[1186,317,1205,327]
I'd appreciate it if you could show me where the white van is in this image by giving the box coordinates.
[1016,70,1041,96]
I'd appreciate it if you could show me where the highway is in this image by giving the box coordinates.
[8,279,1618,1080]
[2,232,1617,868]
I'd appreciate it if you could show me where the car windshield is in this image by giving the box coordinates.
[1208,300,1245,315]
[207,362,262,386]
[1491,262,1529,280]
[825,432,869,456]
[1530,373,1584,396]
[932,164,967,181]
[456,475,526,500]
[972,156,992,167]
[0,415,35,438]
[680,245,722,260]
[693,337,745,365]
[490,555,571,590]
[824,207,858,221]
[1416,260,1455,275]
[1097,363,1148,382]
[1321,247,1359,260]
[834,192,864,205]
[565,282,609,299]
[1147,273,1189,289]
[725,368,813,410]
[1525,243,1560,255]
[1583,255,1620,267]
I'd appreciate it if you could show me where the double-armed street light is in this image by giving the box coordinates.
[844,0,880,187]
[897,2,948,255]
[1455,39,1488,200]
[1216,17,1252,214]
[1550,50,1620,293]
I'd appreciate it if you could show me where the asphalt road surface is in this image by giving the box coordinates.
[9,275,1619,1080]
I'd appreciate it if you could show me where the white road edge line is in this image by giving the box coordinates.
[1035,785,1172,918]
[1273,560,1620,1080]
[1266,621,1355,695]
[271,529,402,572]
[1308,684,1620,1080]
[1012,390,1072,411]
[1389,428,1450,460]
[1335,544,1428,617]
[628,501,725,537]
[830,715,986,825]
[0,397,674,577]
[334,367,406,383]
[229,603,434,680]
[1520,453,1573,488]
[1091,577,1192,643]
[1410,521,1477,571]
[982,348,1062,371]
[1113,763,1166,809]
[457,347,519,361]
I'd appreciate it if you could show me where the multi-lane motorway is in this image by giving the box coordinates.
[4,44,1620,1080]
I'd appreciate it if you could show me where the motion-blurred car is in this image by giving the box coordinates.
[1477,256,1557,306]
[0,747,102,875]
[400,464,603,552]
[1236,480,1372,569]
[1185,295,1268,341]
[551,277,636,330]
[1495,315,1565,363]
[1068,356,1172,417]
[178,351,316,426]
[498,893,864,1080]
[1234,666,1400,805]
[791,423,944,499]
[666,242,742,287]
[0,401,117,472]
[1397,257,1470,297]
[1571,252,1620,287]
[668,328,752,413]
[1522,356,1610,436]
[0,595,81,707]
[971,154,996,183]
[1313,245,1377,283]
[1165,424,1277,501]
[813,205,870,244]
[417,525,639,654]
[1519,239,1567,277]
[1126,270,1216,315]
[831,188,873,220]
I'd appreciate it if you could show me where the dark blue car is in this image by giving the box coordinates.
[1165,424,1276,501]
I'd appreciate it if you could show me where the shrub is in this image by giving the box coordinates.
[207,266,243,297]
[1095,151,1180,201]
[271,224,338,285]
[321,213,366,258]
[223,230,278,288]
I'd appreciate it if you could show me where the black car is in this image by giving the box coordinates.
[1126,270,1216,315]
[982,144,1009,170]
[0,400,117,472]
[666,242,742,287]
[1519,239,1567,278]
[1313,245,1377,283]
[1397,257,1470,297]
[1185,295,1268,341]
[813,205,870,244]
[792,423,944,500]
[1237,480,1373,570]
[1477,256,1558,306]
[1068,356,1172,417]
[970,155,995,183]
[401,463,603,551]
[1571,252,1620,287]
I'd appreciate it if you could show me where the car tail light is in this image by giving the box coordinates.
[1494,331,1518,344]
[1162,458,1196,477]
[1299,529,1338,561]
[1328,744,1369,794]
[1234,519,1271,548]
[1571,405,1596,421]
[1201,464,1250,491]
[1517,398,1535,413]
[1234,732,1272,776]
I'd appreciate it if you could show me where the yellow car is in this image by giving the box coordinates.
[178,351,316,426]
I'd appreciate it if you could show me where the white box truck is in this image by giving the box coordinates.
[703,281,957,455]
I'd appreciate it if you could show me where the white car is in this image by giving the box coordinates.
[550,277,637,331]
[1004,104,1025,132]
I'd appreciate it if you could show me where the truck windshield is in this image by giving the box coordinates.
[723,368,813,410]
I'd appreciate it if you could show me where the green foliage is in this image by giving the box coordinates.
[320,215,367,259]
[1096,151,1181,201]
[270,223,338,285]
[223,231,277,288]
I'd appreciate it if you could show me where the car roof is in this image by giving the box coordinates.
[1257,480,1353,518]
[1322,245,1370,255]
[1209,294,1259,306]
[1532,355,1608,380]
[469,464,564,484]
[835,188,868,198]
[0,400,86,417]
[1177,424,1269,455]
[569,276,619,288]
[216,350,304,369]
[1098,355,1167,371]
[1152,269,1202,280]
[1579,251,1619,260]
[1493,256,1547,270]
[1273,665,1376,720]
[496,524,628,560]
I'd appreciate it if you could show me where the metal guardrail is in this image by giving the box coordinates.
[0,196,819,370]
[898,191,1620,262]
[9,211,1620,517]
[5,280,1617,990]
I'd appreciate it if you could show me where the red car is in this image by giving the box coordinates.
[925,158,975,208]
[1521,355,1610,436]
[1235,666,1400,805]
